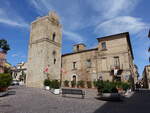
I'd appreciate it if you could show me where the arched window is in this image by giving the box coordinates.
[52,32,56,41]
[73,75,76,82]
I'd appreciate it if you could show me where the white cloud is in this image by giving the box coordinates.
[29,0,53,15]
[63,30,85,43]
[95,16,149,36]
[0,4,28,28]
[12,53,27,59]
[0,18,28,28]
[28,0,86,30]
[87,0,140,19]
[12,54,18,57]
[28,0,87,43]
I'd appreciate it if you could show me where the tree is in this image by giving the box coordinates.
[0,39,10,53]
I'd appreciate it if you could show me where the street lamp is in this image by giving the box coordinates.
[148,30,150,62]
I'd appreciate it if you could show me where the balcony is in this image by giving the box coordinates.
[110,64,123,76]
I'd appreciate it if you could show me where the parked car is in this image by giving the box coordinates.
[11,80,19,86]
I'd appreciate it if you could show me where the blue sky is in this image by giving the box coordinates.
[0,0,149,76]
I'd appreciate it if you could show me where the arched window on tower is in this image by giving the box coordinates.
[52,32,56,41]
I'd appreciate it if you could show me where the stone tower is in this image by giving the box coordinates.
[26,12,62,88]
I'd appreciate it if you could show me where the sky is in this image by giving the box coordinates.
[0,0,149,76]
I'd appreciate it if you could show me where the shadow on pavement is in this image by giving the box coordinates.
[8,91,16,95]
[94,90,150,113]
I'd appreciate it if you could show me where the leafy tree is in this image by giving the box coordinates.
[0,39,10,53]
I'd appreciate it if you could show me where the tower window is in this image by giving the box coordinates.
[54,58,56,64]
[52,32,56,41]
[101,42,106,49]
[73,62,77,69]
[52,50,56,56]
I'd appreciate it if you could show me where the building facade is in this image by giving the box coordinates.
[62,33,135,87]
[26,12,136,88]
[12,62,27,84]
[26,12,62,88]
[142,65,150,89]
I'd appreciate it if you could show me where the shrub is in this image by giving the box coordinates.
[96,80,131,93]
[93,80,97,88]
[97,81,118,93]
[87,81,92,88]
[64,80,69,87]
[44,79,51,86]
[77,80,85,88]
[71,81,76,87]
[115,81,131,91]
[51,80,60,89]
[121,82,131,91]
[0,73,12,88]
[101,81,118,93]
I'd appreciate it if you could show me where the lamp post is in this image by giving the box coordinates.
[148,30,150,62]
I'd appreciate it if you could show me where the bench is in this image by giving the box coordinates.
[62,88,85,99]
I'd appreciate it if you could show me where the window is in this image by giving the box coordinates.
[114,56,120,67]
[101,57,107,71]
[54,58,56,64]
[52,32,56,41]
[86,59,91,68]
[101,42,106,49]
[52,50,56,56]
[52,51,56,64]
[77,45,79,51]
[73,62,77,69]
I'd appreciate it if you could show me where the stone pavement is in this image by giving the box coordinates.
[0,86,150,113]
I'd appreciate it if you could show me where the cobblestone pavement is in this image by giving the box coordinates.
[0,86,150,113]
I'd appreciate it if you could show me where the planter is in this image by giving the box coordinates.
[45,86,50,90]
[51,89,60,95]
[100,93,121,101]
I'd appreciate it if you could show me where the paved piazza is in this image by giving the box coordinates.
[0,86,150,113]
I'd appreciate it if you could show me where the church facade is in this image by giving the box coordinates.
[26,12,136,88]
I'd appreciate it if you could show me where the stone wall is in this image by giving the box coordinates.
[61,33,135,87]
[26,12,62,88]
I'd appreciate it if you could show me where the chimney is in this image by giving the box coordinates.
[73,43,86,52]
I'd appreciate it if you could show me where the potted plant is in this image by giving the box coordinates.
[64,80,69,87]
[51,80,60,95]
[71,81,76,88]
[77,80,85,88]
[0,73,12,92]
[44,79,51,90]
[93,80,97,88]
[87,81,92,88]
[115,82,131,95]
[96,80,121,100]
